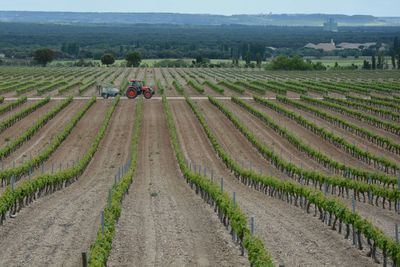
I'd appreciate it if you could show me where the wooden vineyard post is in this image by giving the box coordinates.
[397,172,400,214]
[250,217,255,235]
[352,191,356,245]
[101,211,105,235]
[11,175,14,190]
[82,252,87,267]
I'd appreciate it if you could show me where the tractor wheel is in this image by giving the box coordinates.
[144,91,152,99]
[126,88,137,99]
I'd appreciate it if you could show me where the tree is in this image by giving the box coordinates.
[244,51,251,66]
[394,37,400,69]
[362,60,371,70]
[377,51,385,69]
[371,55,376,69]
[256,53,262,68]
[391,55,396,69]
[334,62,339,69]
[33,48,55,66]
[125,51,141,67]
[266,55,325,70]
[101,53,115,66]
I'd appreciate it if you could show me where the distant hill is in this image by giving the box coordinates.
[0,11,399,26]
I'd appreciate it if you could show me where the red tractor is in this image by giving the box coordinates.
[126,80,155,99]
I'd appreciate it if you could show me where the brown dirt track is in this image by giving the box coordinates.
[108,101,246,267]
[170,99,377,267]
[0,100,136,266]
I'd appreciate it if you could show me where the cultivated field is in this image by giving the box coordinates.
[0,66,399,266]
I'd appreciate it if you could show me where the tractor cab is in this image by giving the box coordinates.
[129,80,143,89]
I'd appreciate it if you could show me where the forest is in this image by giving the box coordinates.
[1,22,400,60]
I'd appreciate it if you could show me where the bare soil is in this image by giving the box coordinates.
[0,101,32,121]
[1,100,85,167]
[0,101,57,153]
[273,101,400,165]
[108,100,247,267]
[170,100,377,267]
[0,100,135,266]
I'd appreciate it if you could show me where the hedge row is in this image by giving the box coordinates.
[188,79,205,94]
[268,80,307,94]
[37,80,69,95]
[235,80,265,94]
[58,80,83,95]
[172,80,184,95]
[204,80,224,94]
[218,80,245,94]
[251,80,287,95]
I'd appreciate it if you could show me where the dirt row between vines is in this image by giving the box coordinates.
[108,101,246,266]
[0,100,107,196]
[0,101,58,152]
[277,100,400,165]
[170,100,376,266]
[0,101,32,121]
[247,100,390,173]
[1,100,85,168]
[216,100,398,239]
[0,100,136,266]
[307,101,400,144]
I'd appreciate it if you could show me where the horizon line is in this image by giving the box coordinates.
[0,10,396,18]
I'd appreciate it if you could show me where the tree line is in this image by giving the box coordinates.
[1,22,400,61]
[362,37,400,69]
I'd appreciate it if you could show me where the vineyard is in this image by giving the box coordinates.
[0,66,399,266]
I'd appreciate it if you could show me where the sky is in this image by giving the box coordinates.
[1,0,400,17]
